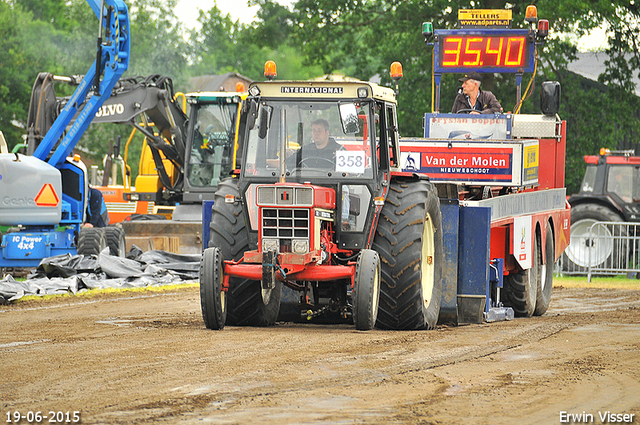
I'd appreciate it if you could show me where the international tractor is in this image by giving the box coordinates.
[199,5,571,330]
[200,61,442,331]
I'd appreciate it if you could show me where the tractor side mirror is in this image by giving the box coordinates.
[339,103,360,134]
[246,99,258,130]
[257,104,273,140]
[540,81,561,115]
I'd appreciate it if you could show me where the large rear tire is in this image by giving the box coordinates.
[352,249,381,331]
[209,178,281,326]
[104,226,126,257]
[372,179,443,330]
[504,232,538,318]
[77,227,107,256]
[563,203,625,271]
[534,223,554,316]
[200,247,227,330]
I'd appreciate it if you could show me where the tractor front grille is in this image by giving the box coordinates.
[262,208,310,253]
[257,186,313,206]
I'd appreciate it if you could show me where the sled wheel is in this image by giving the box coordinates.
[534,222,554,316]
[504,231,538,318]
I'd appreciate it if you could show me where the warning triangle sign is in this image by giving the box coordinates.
[34,183,60,207]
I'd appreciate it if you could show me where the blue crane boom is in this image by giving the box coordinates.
[33,0,130,166]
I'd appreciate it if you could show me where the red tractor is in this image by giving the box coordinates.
[200,65,443,330]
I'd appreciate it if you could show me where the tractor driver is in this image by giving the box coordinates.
[451,72,503,114]
[290,118,345,168]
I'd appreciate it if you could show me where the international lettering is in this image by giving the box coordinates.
[281,87,344,94]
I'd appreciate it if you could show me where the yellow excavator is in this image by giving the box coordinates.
[27,73,247,254]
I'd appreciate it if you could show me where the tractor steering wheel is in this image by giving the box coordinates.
[299,156,335,169]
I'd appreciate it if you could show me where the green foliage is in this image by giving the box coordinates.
[187,5,267,80]
[185,3,322,83]
[556,71,640,194]
[0,2,66,148]
[246,0,294,50]
[127,0,190,86]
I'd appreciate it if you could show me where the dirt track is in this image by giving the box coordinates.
[1,284,639,425]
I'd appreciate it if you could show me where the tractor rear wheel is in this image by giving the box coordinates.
[534,223,554,316]
[352,249,381,331]
[200,247,227,330]
[372,179,443,330]
[104,226,126,257]
[209,178,281,326]
[504,233,538,317]
[77,227,107,256]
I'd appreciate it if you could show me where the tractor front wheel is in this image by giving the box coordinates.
[200,247,227,330]
[209,178,281,326]
[352,249,381,331]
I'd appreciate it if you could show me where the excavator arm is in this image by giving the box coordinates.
[28,74,188,195]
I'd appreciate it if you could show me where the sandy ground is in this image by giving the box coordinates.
[1,284,639,425]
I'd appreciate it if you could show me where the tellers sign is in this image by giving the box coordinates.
[434,29,534,73]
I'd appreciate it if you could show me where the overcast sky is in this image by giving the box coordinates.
[174,0,294,28]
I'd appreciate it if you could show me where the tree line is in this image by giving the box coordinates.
[1,0,640,194]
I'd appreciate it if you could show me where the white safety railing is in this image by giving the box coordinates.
[556,221,640,282]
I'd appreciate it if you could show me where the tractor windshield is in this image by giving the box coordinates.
[244,100,374,180]
[187,102,239,187]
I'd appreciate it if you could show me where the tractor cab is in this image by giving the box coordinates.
[238,72,400,251]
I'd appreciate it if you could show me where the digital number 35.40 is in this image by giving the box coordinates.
[441,36,527,68]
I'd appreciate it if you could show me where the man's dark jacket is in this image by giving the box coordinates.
[451,90,502,114]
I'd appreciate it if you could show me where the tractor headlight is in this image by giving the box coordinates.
[292,239,309,254]
[262,238,279,252]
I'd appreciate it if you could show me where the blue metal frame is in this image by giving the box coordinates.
[202,200,215,251]
[456,205,491,324]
